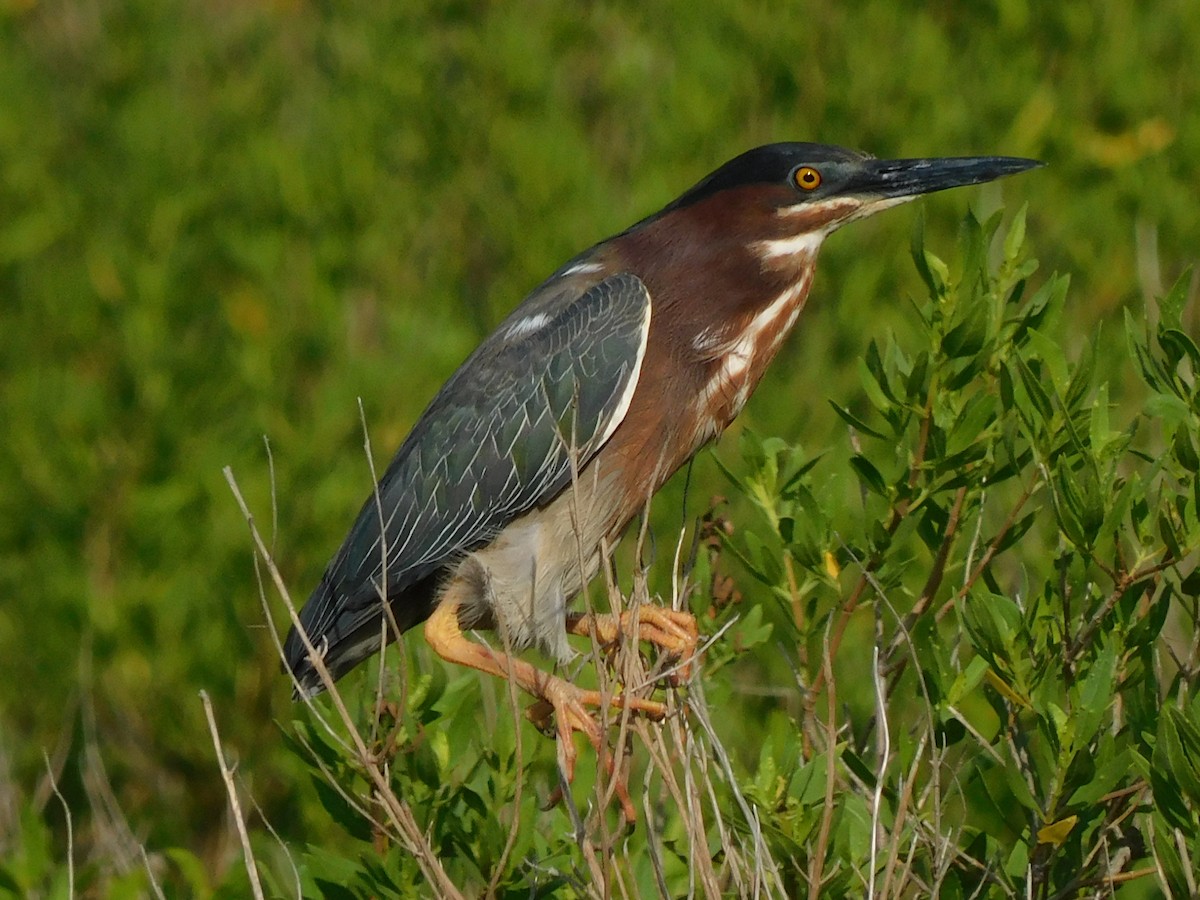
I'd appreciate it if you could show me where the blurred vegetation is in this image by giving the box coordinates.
[1,0,1198,895]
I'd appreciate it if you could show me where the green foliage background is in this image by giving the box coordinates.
[2,0,1199,895]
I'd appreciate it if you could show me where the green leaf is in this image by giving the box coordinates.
[1053,467,1088,548]
[1181,567,1200,597]
[1058,464,1104,548]
[828,400,888,440]
[731,602,774,651]
[724,533,770,584]
[1152,812,1193,897]
[739,428,769,475]
[1146,393,1192,424]
[1024,328,1069,390]
[777,514,795,543]
[1073,640,1117,749]
[1011,274,1067,344]
[1008,276,1028,307]
[1088,382,1113,452]
[1063,335,1097,413]
[1151,742,1194,831]
[1068,747,1131,806]
[1014,357,1054,424]
[910,209,938,296]
[1156,269,1193,331]
[906,350,930,401]
[1159,327,1200,371]
[863,339,901,405]
[791,751,833,807]
[711,446,748,492]
[942,300,989,359]
[945,349,991,391]
[311,776,373,842]
[925,251,951,296]
[917,500,949,552]
[999,361,1015,411]
[849,454,888,496]
[1158,510,1183,560]
[944,392,998,456]
[1126,308,1169,392]
[992,511,1037,555]
[957,206,988,281]
[288,718,344,770]
[1173,427,1200,472]
[744,529,784,585]
[947,655,991,706]
[1002,750,1042,813]
[1161,705,1200,808]
[841,748,878,791]
[858,356,895,411]
[1003,204,1028,263]
[961,591,1022,669]
[779,453,824,498]
[313,876,363,900]
[1100,474,1137,542]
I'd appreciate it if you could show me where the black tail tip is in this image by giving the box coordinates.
[282,627,329,700]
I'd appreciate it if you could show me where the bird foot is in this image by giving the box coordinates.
[525,679,666,824]
[567,607,700,686]
[424,596,680,823]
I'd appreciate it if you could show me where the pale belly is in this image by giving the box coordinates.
[452,459,626,661]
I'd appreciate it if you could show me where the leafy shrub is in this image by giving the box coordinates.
[715,209,1200,897]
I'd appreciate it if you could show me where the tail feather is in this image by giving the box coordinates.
[282,573,440,698]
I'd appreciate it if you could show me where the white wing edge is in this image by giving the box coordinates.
[594,280,653,449]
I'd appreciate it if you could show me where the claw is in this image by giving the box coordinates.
[527,682,665,777]
[534,679,645,824]
[567,607,700,684]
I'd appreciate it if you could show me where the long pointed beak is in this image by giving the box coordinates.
[850,155,1043,200]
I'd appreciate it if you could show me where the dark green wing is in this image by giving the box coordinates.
[285,272,651,688]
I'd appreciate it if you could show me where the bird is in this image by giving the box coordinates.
[283,142,1039,809]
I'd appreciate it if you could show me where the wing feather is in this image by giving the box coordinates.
[286,272,652,684]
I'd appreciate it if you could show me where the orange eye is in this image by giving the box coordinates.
[793,166,822,191]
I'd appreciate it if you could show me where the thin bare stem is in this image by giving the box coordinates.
[200,691,264,900]
[484,622,525,899]
[139,845,167,900]
[808,631,839,900]
[42,750,74,900]
[868,639,889,898]
[245,789,302,900]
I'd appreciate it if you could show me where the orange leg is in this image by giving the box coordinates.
[424,597,667,822]
[566,606,699,684]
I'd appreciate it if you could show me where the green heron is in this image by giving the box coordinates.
[284,142,1038,795]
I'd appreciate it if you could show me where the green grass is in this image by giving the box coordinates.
[2,1,1199,895]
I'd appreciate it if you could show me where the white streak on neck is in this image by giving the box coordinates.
[754,230,825,261]
[699,275,812,416]
[777,193,917,227]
